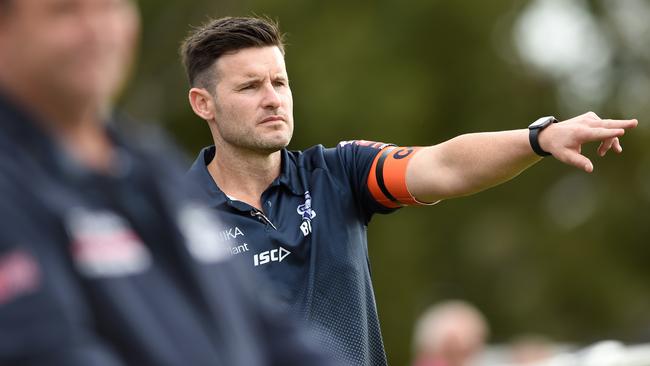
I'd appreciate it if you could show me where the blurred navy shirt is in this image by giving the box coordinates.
[0,91,335,366]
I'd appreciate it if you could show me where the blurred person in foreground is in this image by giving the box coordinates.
[0,1,335,365]
[412,301,489,366]
[181,16,638,366]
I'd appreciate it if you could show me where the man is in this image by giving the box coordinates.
[181,16,637,366]
[0,1,334,365]
[412,301,489,366]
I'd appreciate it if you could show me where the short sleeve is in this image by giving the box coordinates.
[334,140,427,222]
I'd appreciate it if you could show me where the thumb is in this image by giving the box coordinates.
[558,150,594,173]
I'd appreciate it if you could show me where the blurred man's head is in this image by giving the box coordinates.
[413,300,489,366]
[0,0,139,110]
[182,17,293,155]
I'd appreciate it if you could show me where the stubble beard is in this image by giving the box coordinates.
[219,121,293,155]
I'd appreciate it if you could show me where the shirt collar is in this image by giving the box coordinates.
[0,88,53,160]
[277,148,306,196]
[0,88,135,184]
[187,146,306,208]
[187,146,229,207]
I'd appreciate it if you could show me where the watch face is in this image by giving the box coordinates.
[529,116,556,129]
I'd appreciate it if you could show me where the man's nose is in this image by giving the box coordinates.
[261,82,282,109]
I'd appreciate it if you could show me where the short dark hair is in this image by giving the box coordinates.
[180,16,285,90]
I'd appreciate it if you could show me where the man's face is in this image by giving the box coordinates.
[0,0,139,103]
[210,46,294,154]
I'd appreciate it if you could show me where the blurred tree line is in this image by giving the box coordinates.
[121,0,650,364]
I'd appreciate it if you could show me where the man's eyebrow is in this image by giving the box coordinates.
[234,76,262,85]
[234,73,288,86]
[242,72,263,79]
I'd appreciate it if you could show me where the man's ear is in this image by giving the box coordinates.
[188,87,216,121]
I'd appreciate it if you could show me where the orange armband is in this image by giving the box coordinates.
[367,146,423,208]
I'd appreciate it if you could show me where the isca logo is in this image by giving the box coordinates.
[253,247,291,266]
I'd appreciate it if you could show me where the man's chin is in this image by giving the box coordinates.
[255,141,290,155]
[54,80,114,105]
[248,135,290,154]
[62,68,124,97]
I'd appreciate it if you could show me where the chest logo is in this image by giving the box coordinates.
[218,226,244,241]
[66,208,152,277]
[253,247,291,266]
[297,191,316,236]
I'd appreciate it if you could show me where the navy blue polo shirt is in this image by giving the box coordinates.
[188,141,424,366]
[0,91,334,366]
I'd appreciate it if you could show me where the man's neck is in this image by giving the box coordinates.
[207,145,282,210]
[55,113,116,174]
[9,84,116,173]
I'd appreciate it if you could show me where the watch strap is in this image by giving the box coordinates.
[529,127,552,157]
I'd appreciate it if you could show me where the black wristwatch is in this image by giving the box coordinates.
[528,116,558,157]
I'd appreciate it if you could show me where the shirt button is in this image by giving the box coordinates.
[266,201,272,207]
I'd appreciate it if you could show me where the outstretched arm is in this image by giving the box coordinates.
[406,112,638,203]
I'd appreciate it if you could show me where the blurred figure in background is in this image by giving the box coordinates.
[0,0,334,365]
[508,335,556,365]
[412,300,489,366]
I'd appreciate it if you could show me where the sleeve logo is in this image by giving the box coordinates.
[338,140,391,150]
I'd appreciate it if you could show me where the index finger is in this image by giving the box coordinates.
[591,119,638,129]
[579,127,626,142]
